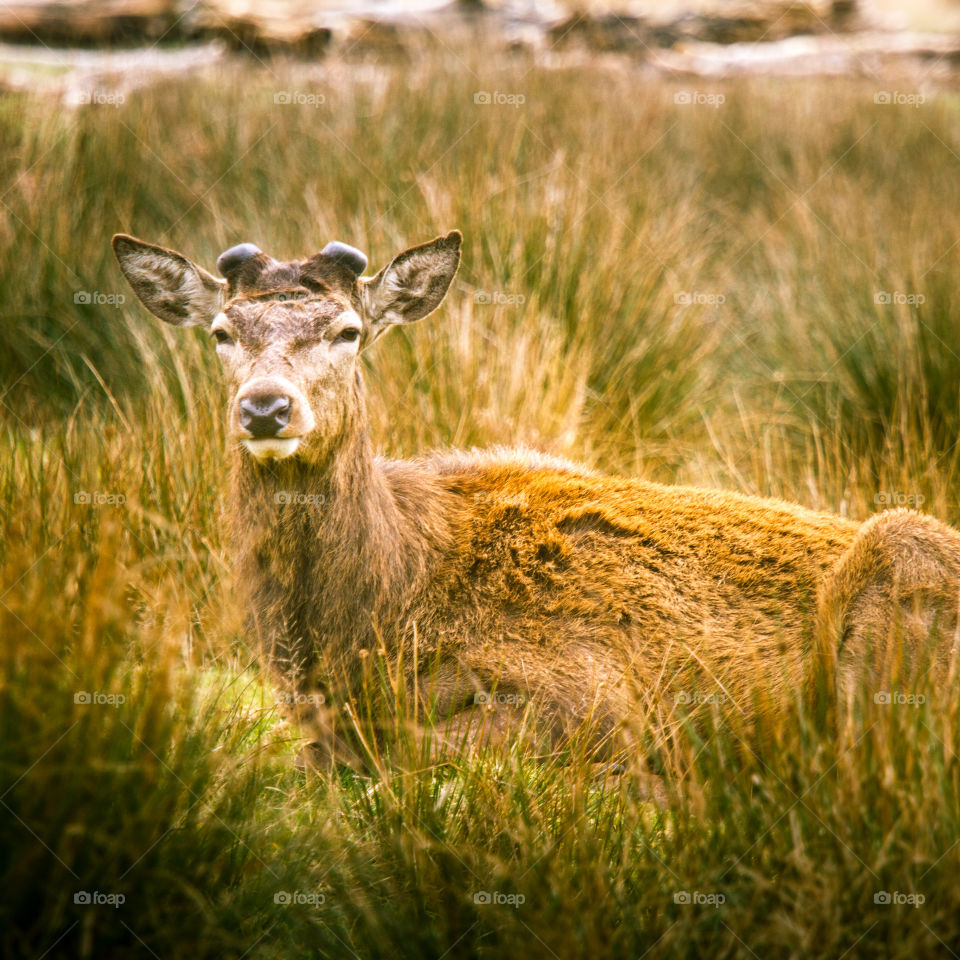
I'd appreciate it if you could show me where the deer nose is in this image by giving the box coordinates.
[239,394,292,438]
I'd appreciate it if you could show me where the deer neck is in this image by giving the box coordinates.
[228,396,450,657]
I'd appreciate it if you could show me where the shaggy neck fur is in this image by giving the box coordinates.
[228,379,455,682]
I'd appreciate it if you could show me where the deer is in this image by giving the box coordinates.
[112,228,960,767]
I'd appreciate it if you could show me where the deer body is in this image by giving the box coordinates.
[235,439,860,724]
[113,229,960,754]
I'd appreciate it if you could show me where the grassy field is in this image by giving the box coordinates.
[3,45,960,958]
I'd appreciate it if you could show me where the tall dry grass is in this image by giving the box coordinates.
[2,47,960,957]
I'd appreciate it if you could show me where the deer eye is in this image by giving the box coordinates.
[336,327,361,343]
[212,329,234,346]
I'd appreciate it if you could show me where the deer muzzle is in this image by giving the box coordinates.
[233,375,314,460]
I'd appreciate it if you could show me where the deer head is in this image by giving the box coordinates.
[112,230,461,463]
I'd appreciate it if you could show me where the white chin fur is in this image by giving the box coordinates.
[243,438,301,461]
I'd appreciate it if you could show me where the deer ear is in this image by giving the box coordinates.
[112,234,226,327]
[359,230,461,344]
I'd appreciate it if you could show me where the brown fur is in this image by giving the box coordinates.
[112,230,960,759]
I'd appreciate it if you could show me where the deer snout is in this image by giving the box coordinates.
[233,376,315,461]
[239,393,291,438]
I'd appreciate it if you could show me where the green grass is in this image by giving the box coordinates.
[3,46,960,957]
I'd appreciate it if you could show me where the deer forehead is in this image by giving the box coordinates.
[221,299,357,342]
[225,252,361,300]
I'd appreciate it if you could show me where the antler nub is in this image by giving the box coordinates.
[217,242,262,276]
[320,241,368,276]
